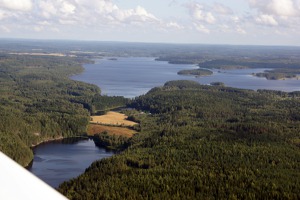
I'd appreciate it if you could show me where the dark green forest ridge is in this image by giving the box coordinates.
[0,54,127,166]
[59,80,300,199]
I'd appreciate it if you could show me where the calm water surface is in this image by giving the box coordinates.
[72,57,300,98]
[72,57,199,98]
[29,138,113,188]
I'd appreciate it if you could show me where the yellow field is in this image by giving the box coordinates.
[90,111,138,127]
[87,124,136,138]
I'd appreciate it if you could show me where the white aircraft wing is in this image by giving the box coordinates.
[0,151,68,200]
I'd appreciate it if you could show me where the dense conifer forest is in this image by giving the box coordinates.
[59,80,300,199]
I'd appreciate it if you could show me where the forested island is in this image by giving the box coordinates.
[210,81,225,86]
[253,69,300,80]
[1,40,300,199]
[177,68,213,77]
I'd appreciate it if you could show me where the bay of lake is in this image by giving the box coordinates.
[29,138,113,188]
[72,57,300,98]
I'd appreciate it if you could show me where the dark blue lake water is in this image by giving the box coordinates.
[29,138,113,188]
[71,57,300,98]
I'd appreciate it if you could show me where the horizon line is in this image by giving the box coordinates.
[0,37,299,48]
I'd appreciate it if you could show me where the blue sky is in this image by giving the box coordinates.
[0,0,299,45]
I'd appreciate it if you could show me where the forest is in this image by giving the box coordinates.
[253,68,300,80]
[0,53,127,166]
[59,80,300,199]
[1,40,300,199]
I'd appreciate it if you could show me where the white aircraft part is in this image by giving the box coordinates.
[0,151,68,200]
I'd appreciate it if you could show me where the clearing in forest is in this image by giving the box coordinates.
[87,124,136,138]
[90,111,138,127]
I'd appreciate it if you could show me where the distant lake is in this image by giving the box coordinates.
[29,138,113,188]
[72,57,300,98]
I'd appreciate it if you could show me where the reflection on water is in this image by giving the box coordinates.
[71,57,300,98]
[29,138,114,188]
[72,57,199,98]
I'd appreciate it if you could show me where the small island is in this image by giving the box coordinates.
[210,82,225,86]
[253,69,300,80]
[218,65,249,70]
[177,68,213,77]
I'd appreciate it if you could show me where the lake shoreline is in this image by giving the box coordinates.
[28,138,114,188]
[72,57,300,98]
[25,135,91,168]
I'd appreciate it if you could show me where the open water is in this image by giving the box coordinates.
[29,138,113,188]
[72,57,300,98]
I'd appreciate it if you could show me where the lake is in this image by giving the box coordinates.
[28,138,114,188]
[71,57,300,98]
[30,57,300,188]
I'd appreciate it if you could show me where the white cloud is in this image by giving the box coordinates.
[120,6,159,23]
[0,0,163,40]
[193,23,210,34]
[213,3,233,15]
[231,16,240,23]
[39,1,58,19]
[267,0,296,16]
[36,0,158,26]
[219,24,230,33]
[37,21,51,26]
[166,21,184,30]
[0,25,10,32]
[94,0,118,14]
[0,9,5,20]
[187,3,216,24]
[0,0,32,11]
[58,19,77,25]
[255,14,278,26]
[0,0,298,45]
[247,0,300,32]
[275,29,289,36]
[60,1,76,15]
[203,12,215,24]
[185,2,241,34]
[236,26,247,34]
[248,0,298,17]
[297,0,300,9]
[34,26,43,32]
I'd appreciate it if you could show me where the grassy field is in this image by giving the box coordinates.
[87,124,136,138]
[88,111,138,138]
[90,111,138,127]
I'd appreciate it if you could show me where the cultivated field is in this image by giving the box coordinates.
[90,111,138,127]
[87,124,136,138]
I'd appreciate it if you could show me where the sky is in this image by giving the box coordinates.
[0,0,299,46]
